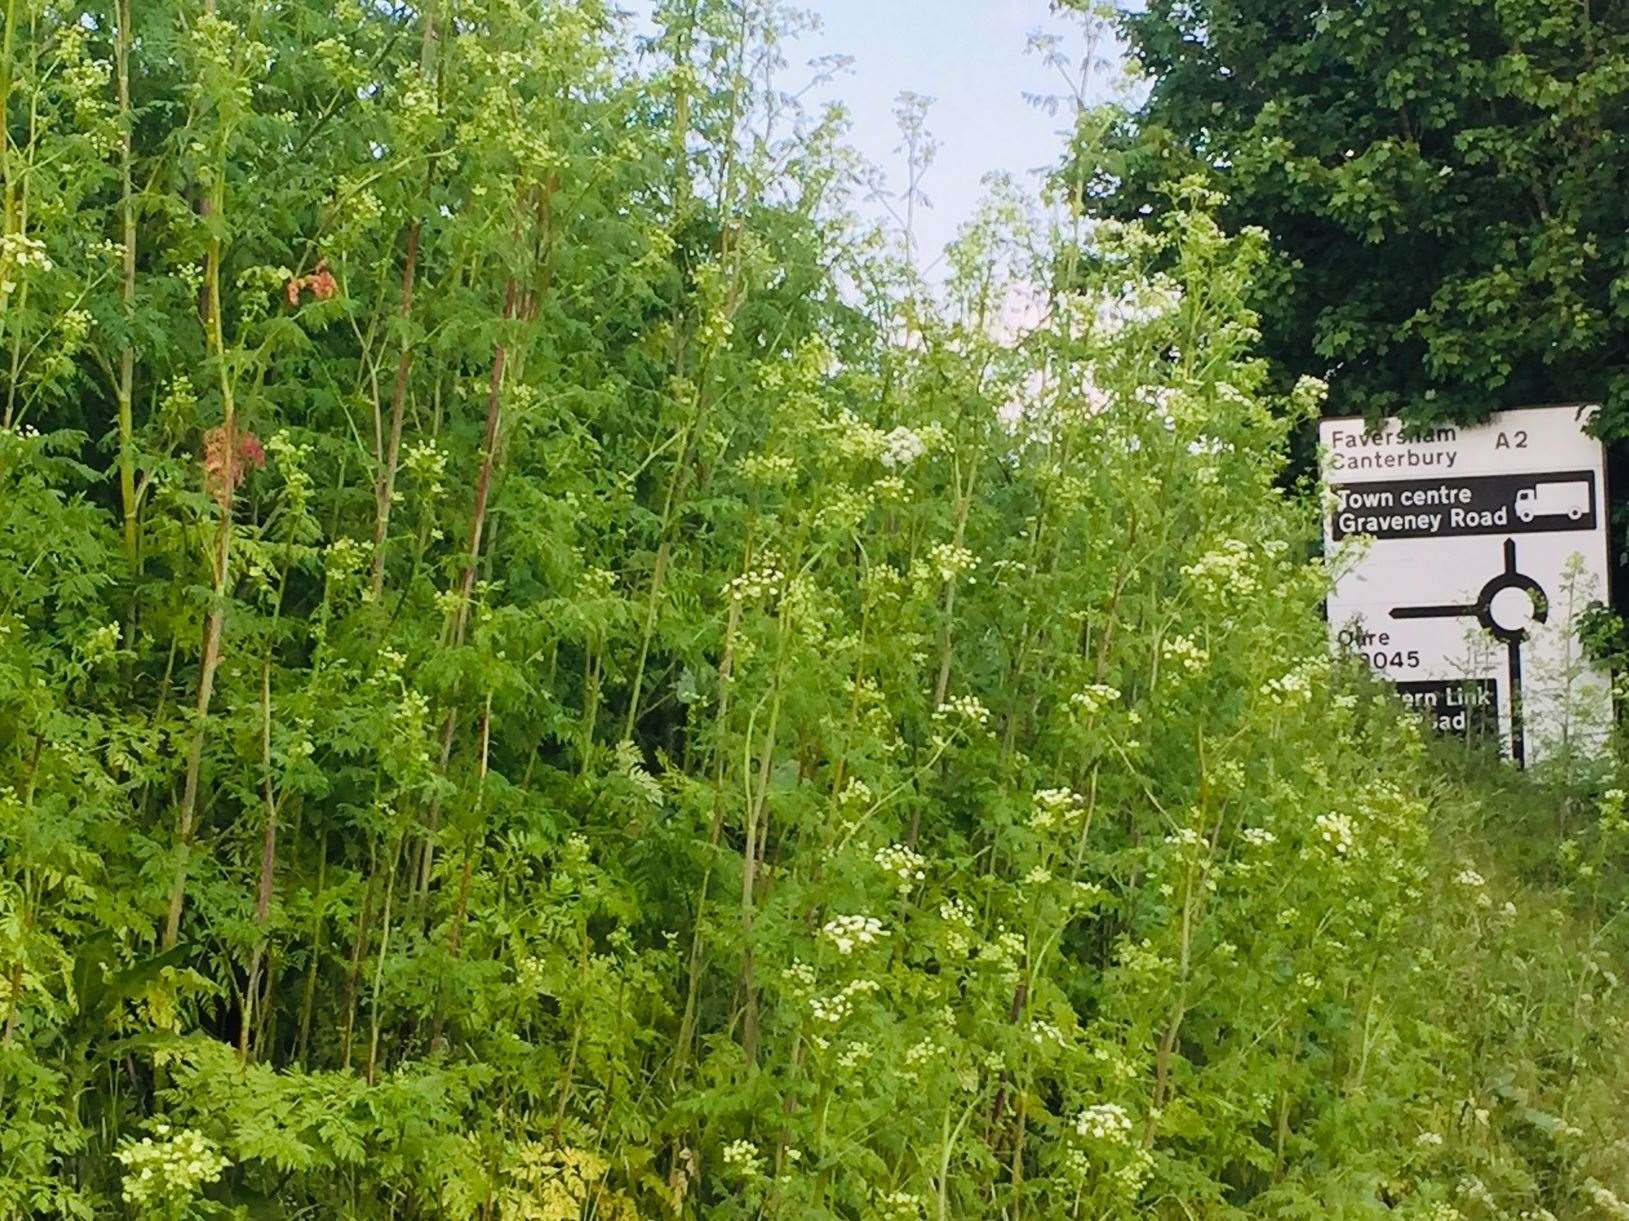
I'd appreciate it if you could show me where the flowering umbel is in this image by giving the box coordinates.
[202,425,266,507]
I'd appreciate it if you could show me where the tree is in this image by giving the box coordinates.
[1072,0,1629,437]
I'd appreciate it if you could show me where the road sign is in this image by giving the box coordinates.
[1320,405,1613,766]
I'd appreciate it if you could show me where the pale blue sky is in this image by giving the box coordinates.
[627,2,1110,271]
[792,1,1096,267]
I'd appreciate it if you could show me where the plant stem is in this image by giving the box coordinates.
[163,171,235,950]
[294,832,328,1065]
[369,220,419,598]
[241,656,280,1061]
[739,601,790,1067]
[366,832,405,1085]
[420,277,518,891]
[114,0,138,563]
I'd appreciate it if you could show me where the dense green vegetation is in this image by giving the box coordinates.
[3,1,1629,1217]
[1073,0,1629,437]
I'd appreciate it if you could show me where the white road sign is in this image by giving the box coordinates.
[1320,404,1613,765]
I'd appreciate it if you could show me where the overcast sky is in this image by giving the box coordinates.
[791,0,1097,269]
[626,2,1110,272]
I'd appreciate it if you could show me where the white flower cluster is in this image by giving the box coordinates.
[986,928,1027,977]
[1414,1130,1444,1148]
[114,1125,229,1208]
[1131,275,1185,325]
[874,843,927,894]
[1116,1147,1156,1194]
[1069,683,1121,716]
[0,232,52,271]
[60,308,92,346]
[1162,635,1209,673]
[1030,1019,1066,1046]
[1132,383,1181,423]
[515,954,548,995]
[923,542,977,584]
[880,425,926,469]
[1030,787,1085,832]
[334,182,384,234]
[576,566,618,599]
[821,914,886,955]
[877,1188,926,1219]
[1458,1176,1496,1208]
[871,473,908,501]
[1290,374,1330,414]
[402,439,448,498]
[1180,539,1257,597]
[860,565,906,605]
[829,411,942,466]
[1051,372,1111,425]
[1116,937,1173,979]
[829,411,889,462]
[395,688,430,731]
[1073,880,1108,906]
[397,72,437,127]
[780,959,817,993]
[739,451,797,484]
[835,1040,873,1070]
[1600,796,1629,841]
[904,1037,944,1074]
[838,777,873,807]
[815,487,872,533]
[1262,669,1313,705]
[1075,1102,1133,1142]
[934,693,990,727]
[325,535,370,581]
[1239,826,1277,848]
[1164,826,1204,850]
[720,1138,763,1178]
[1315,812,1356,857]
[938,897,974,956]
[1088,1044,1141,1082]
[986,558,1034,587]
[810,977,880,1024]
[80,621,122,664]
[1586,1181,1629,1219]
[1453,866,1486,889]
[698,307,733,348]
[722,564,785,602]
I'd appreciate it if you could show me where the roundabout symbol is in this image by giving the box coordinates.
[1389,538,1546,764]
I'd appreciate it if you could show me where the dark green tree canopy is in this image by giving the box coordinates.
[1079,0,1629,436]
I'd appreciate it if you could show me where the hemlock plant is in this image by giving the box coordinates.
[1,2,1628,1218]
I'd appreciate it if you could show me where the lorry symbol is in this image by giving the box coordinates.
[1514,480,1590,522]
